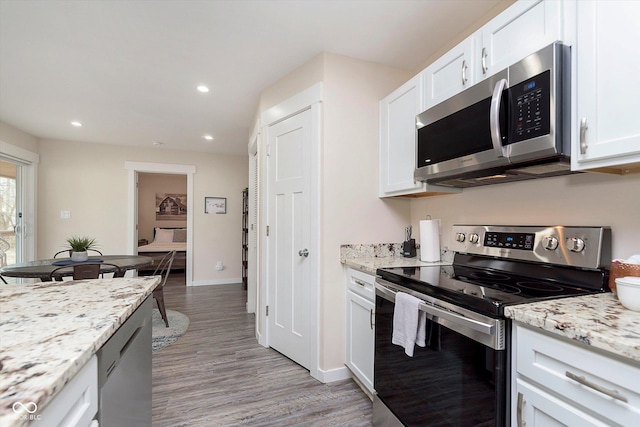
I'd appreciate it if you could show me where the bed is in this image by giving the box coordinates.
[137,227,187,272]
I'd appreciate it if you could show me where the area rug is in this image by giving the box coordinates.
[152,308,190,353]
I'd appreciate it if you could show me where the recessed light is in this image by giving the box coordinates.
[203,135,214,141]
[197,85,210,93]
[71,121,83,127]
[152,141,164,146]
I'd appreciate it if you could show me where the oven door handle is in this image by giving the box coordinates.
[375,283,496,336]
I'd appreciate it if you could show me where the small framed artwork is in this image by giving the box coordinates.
[205,197,226,214]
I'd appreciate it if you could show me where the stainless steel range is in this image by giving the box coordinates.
[373,225,611,427]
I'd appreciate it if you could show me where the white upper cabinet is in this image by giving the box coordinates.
[379,74,426,197]
[423,37,475,109]
[379,75,460,197]
[572,0,640,172]
[475,0,563,80]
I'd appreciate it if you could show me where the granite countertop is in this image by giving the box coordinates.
[0,276,160,426]
[343,256,450,275]
[505,293,640,363]
[340,243,453,275]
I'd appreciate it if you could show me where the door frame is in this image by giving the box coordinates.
[0,141,38,268]
[259,83,322,381]
[125,161,196,286]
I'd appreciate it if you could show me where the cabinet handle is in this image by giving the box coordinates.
[461,60,468,85]
[516,392,524,427]
[481,47,488,74]
[565,371,629,403]
[370,309,374,330]
[354,279,367,287]
[579,118,588,154]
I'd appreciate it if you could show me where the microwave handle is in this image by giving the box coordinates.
[490,78,508,158]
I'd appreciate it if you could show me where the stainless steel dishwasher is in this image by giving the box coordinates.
[97,296,152,427]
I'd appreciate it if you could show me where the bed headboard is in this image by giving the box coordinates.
[153,227,187,243]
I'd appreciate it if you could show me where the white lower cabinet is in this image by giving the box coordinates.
[512,323,640,427]
[345,268,375,394]
[35,355,98,427]
[515,379,610,426]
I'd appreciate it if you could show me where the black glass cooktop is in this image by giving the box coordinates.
[376,255,608,317]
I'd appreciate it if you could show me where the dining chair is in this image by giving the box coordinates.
[44,262,122,282]
[53,249,104,258]
[149,250,176,327]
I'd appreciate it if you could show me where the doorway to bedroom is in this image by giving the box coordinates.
[137,172,187,284]
[126,161,195,286]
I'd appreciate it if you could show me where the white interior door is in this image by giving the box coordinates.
[267,108,312,369]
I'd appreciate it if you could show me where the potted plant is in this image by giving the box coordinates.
[65,236,98,262]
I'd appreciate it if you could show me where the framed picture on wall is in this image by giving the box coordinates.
[205,197,226,214]
[156,193,187,221]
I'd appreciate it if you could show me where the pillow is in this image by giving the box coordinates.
[154,228,174,243]
[173,229,187,242]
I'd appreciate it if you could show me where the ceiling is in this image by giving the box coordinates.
[0,0,505,156]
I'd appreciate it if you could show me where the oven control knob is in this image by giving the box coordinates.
[469,233,479,244]
[543,236,559,250]
[456,233,466,243]
[567,237,586,253]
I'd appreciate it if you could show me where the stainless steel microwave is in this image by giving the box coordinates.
[414,43,572,188]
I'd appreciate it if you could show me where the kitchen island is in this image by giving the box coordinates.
[0,276,160,427]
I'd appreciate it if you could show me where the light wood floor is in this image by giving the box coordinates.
[152,274,373,426]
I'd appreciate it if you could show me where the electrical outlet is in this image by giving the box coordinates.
[60,210,71,219]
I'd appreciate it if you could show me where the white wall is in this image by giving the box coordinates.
[0,121,39,153]
[320,53,414,369]
[37,139,248,283]
[410,172,640,261]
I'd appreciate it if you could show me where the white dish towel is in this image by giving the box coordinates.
[392,291,427,357]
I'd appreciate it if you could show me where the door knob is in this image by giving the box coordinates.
[298,249,309,257]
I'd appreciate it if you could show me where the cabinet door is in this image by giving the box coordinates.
[345,289,375,394]
[476,0,563,80]
[515,379,611,427]
[573,0,640,171]
[379,74,426,197]
[513,324,640,426]
[423,37,475,108]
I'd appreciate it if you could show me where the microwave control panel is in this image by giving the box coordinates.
[510,70,551,144]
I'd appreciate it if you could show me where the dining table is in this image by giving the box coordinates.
[0,255,154,281]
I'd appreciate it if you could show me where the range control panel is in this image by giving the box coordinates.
[451,225,611,269]
[484,231,535,251]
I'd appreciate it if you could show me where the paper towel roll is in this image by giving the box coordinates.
[420,219,440,262]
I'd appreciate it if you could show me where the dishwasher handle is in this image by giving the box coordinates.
[97,296,152,386]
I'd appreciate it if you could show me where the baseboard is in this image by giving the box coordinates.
[189,278,242,287]
[313,365,352,383]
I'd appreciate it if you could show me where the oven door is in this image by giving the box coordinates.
[374,280,507,427]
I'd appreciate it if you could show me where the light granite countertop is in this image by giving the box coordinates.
[505,293,640,363]
[340,243,453,275]
[343,256,451,275]
[0,276,160,427]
